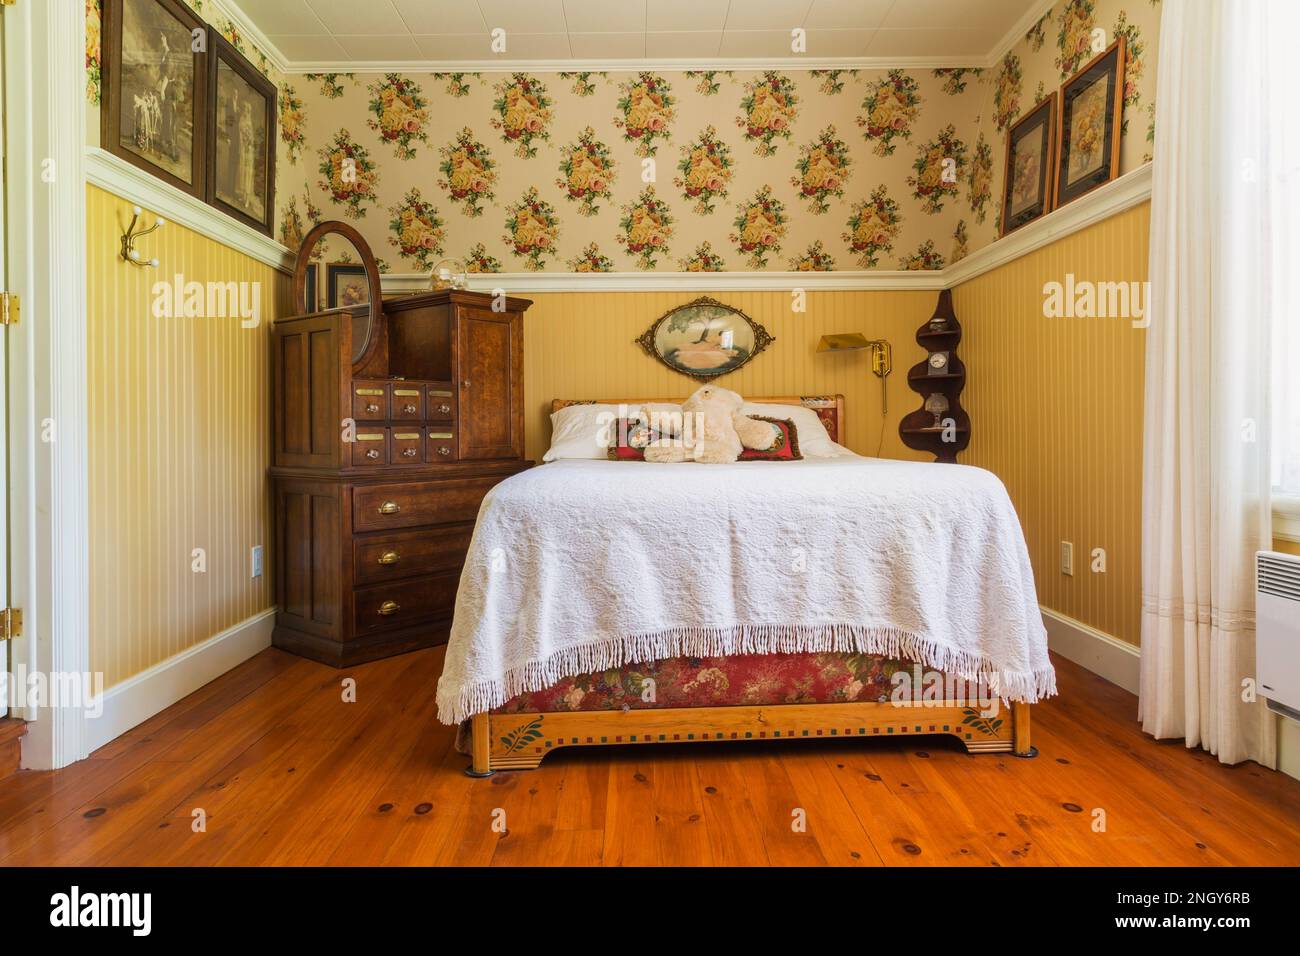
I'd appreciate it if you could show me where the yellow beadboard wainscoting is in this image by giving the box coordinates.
[87,184,289,688]
[952,202,1151,647]
[521,290,943,464]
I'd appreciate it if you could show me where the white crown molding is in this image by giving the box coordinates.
[282,56,987,75]
[988,0,1057,67]
[209,0,290,75]
[943,163,1153,289]
[85,147,296,274]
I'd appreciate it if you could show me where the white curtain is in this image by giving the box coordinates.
[1140,0,1298,766]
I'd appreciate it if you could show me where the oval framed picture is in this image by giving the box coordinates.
[635,296,775,380]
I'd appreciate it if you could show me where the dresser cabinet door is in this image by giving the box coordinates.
[455,307,522,460]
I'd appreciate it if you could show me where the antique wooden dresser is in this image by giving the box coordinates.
[270,222,530,665]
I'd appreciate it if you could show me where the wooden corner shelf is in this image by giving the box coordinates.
[899,289,970,463]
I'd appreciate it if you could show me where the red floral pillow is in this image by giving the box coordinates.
[738,416,802,461]
[607,418,661,460]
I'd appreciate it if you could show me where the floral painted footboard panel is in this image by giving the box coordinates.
[490,651,917,714]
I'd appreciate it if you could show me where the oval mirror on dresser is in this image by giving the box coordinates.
[292,220,385,371]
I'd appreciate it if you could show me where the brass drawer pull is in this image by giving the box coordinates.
[392,388,420,397]
[378,600,400,616]
[355,388,384,396]
[378,501,401,515]
[377,551,400,565]
[436,403,452,415]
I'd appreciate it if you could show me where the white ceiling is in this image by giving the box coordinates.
[228,0,1051,70]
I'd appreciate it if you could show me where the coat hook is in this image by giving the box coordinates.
[121,205,165,267]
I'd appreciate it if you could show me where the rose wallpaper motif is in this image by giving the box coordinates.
[85,0,1161,274]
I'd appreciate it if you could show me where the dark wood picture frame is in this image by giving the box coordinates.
[327,263,372,309]
[1054,36,1126,210]
[100,0,208,198]
[205,32,277,236]
[1000,93,1057,236]
[634,296,774,381]
[303,262,318,314]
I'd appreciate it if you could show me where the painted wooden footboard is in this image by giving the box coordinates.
[468,700,1034,775]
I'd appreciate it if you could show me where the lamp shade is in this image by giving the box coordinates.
[816,332,872,352]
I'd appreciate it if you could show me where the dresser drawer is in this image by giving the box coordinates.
[351,430,388,466]
[352,383,389,421]
[353,572,459,634]
[352,476,500,532]
[391,429,424,464]
[426,428,457,463]
[353,524,474,585]
[391,386,425,421]
[427,386,455,422]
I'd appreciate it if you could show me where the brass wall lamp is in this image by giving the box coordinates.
[817,333,893,414]
[120,205,165,268]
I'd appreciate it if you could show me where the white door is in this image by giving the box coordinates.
[0,3,10,719]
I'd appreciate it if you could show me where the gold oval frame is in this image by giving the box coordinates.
[634,296,775,381]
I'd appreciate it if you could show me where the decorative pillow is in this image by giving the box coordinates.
[741,403,846,458]
[544,403,643,461]
[738,416,802,461]
[607,417,661,460]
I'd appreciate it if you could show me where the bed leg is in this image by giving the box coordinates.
[1011,702,1037,758]
[465,713,495,778]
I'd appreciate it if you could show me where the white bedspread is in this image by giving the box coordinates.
[436,456,1054,724]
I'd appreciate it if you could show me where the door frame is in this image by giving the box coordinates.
[5,0,91,769]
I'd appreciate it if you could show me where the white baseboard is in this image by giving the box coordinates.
[84,608,276,754]
[1041,606,1140,695]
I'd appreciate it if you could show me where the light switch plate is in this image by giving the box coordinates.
[1060,541,1074,576]
[251,545,263,579]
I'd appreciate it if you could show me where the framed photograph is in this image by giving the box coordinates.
[1054,37,1126,210]
[205,32,276,235]
[326,263,371,310]
[1001,93,1057,236]
[635,296,774,380]
[101,0,208,197]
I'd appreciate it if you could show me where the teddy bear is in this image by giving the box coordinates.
[642,385,779,464]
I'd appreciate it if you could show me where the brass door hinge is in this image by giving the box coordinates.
[0,608,20,641]
[0,292,18,326]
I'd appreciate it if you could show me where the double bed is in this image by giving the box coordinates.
[437,396,1053,775]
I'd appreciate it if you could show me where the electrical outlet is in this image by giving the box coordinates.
[1060,541,1074,576]
[251,545,263,579]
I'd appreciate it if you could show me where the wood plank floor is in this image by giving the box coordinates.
[2,647,1298,866]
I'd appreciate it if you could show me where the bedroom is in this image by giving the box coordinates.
[0,0,1297,919]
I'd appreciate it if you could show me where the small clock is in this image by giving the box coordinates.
[927,351,950,375]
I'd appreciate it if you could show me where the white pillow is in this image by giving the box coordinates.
[543,403,643,461]
[742,403,847,458]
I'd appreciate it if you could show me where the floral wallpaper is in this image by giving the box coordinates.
[86,0,1161,273]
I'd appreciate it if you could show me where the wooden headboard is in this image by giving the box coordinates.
[551,395,846,445]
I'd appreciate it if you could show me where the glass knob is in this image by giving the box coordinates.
[366,403,380,413]
[438,403,451,415]
[365,449,380,459]
[437,446,451,456]
[403,403,417,414]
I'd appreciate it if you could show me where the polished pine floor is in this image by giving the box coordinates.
[1,647,1298,866]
